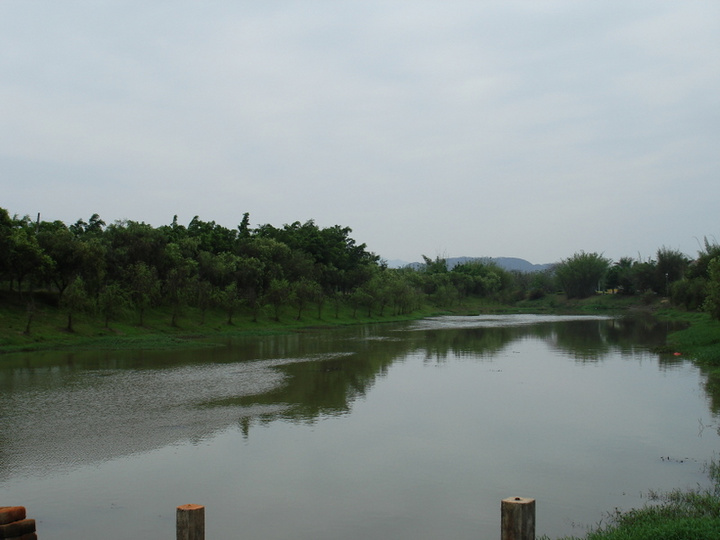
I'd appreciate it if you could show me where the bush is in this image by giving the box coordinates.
[528,288,546,301]
[555,252,611,299]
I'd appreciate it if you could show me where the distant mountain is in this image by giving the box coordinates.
[386,256,553,273]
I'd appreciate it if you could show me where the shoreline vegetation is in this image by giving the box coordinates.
[2,206,719,356]
[0,291,678,355]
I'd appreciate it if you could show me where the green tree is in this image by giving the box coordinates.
[126,262,160,325]
[235,256,264,322]
[673,239,720,310]
[186,216,238,254]
[605,257,635,294]
[421,255,448,275]
[655,247,688,295]
[197,251,236,288]
[238,212,251,239]
[0,208,14,283]
[386,269,421,315]
[97,282,130,328]
[60,276,91,332]
[79,238,108,301]
[69,213,105,237]
[369,273,393,316]
[451,260,507,298]
[430,277,459,307]
[703,257,720,320]
[554,252,611,299]
[687,238,720,281]
[629,258,657,294]
[7,224,51,296]
[216,282,242,325]
[159,215,188,243]
[291,278,322,320]
[516,268,557,300]
[450,271,475,302]
[240,237,292,292]
[671,276,708,311]
[37,225,88,301]
[23,296,37,335]
[265,278,291,321]
[192,279,214,324]
[104,220,168,281]
[163,243,199,327]
[314,286,327,319]
[349,286,374,317]
[254,220,379,293]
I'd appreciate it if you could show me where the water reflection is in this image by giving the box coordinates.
[404,313,682,364]
[0,313,698,482]
[696,364,720,417]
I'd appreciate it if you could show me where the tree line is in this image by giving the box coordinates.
[552,245,720,318]
[2,206,720,332]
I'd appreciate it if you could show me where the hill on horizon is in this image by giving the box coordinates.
[386,256,553,273]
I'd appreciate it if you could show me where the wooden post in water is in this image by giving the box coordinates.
[0,506,37,539]
[501,497,535,540]
[177,504,205,540]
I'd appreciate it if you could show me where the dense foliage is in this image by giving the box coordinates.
[554,252,611,299]
[2,206,720,330]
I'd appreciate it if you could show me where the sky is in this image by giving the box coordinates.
[1,1,718,265]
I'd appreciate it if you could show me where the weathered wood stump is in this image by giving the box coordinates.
[501,497,535,540]
[0,507,37,540]
[177,504,205,540]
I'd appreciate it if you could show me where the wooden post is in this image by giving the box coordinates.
[501,497,535,540]
[0,506,37,540]
[177,504,205,540]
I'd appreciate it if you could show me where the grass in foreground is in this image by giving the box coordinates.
[546,462,720,540]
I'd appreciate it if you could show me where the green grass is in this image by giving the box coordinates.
[0,292,468,353]
[0,292,679,355]
[661,310,720,365]
[514,293,657,314]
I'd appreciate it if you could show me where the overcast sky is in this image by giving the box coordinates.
[1,2,718,264]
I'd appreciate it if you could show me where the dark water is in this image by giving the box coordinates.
[1,314,718,539]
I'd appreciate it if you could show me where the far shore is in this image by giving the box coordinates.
[1,292,708,357]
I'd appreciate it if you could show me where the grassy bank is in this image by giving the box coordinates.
[0,292,679,355]
[0,290,513,354]
[0,300,421,354]
[0,291,665,355]
[661,310,720,365]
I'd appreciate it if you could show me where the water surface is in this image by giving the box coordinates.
[0,314,717,539]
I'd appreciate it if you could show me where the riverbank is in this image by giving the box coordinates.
[0,293,449,354]
[0,292,652,354]
[662,310,720,365]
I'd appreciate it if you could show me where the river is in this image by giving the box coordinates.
[1,313,718,539]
